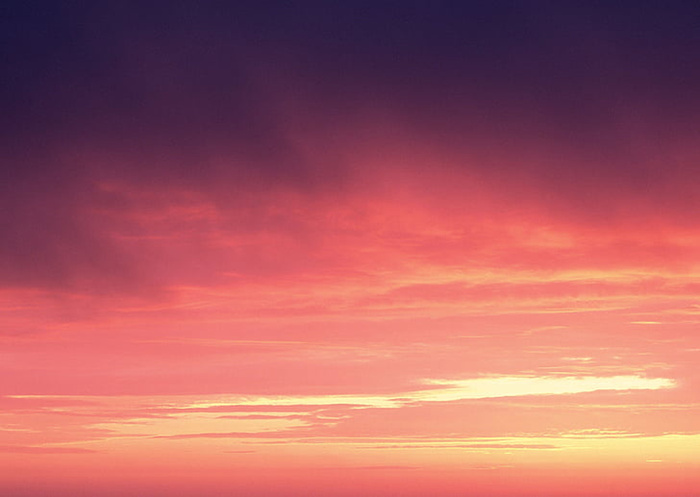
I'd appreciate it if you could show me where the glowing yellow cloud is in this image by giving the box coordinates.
[185,375,675,411]
[417,375,675,402]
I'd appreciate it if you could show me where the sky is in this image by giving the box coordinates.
[2,2,700,496]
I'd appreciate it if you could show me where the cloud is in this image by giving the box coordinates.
[365,443,559,450]
[366,279,695,311]
[188,374,675,410]
[315,465,419,471]
[415,375,675,402]
[134,374,676,441]
[0,445,96,454]
[154,429,312,440]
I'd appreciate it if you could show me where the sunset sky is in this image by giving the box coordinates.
[3,2,700,496]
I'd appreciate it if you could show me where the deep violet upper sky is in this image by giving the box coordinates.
[4,2,700,290]
[3,2,700,496]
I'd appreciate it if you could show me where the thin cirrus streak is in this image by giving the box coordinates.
[3,2,700,496]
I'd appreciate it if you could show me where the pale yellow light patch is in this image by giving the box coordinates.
[550,433,700,466]
[348,433,700,470]
[185,375,674,412]
[417,375,675,401]
[92,412,306,437]
[186,394,399,410]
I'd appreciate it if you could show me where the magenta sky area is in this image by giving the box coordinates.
[2,2,700,496]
